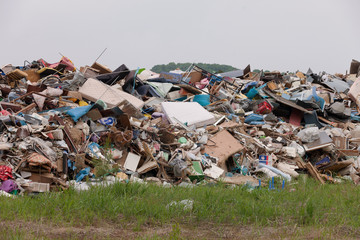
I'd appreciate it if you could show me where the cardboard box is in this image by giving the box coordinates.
[29,182,50,192]
[29,173,54,184]
[204,130,244,170]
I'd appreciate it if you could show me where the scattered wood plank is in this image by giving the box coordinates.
[305,162,325,184]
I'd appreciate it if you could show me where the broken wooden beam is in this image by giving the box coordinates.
[305,162,325,184]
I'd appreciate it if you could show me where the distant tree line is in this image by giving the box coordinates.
[151,62,238,74]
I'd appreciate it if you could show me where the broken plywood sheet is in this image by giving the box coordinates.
[110,84,144,109]
[339,149,359,156]
[79,78,144,109]
[161,102,215,128]
[320,159,353,172]
[264,88,312,114]
[303,132,332,152]
[219,121,241,129]
[91,62,112,74]
[305,162,325,184]
[137,161,158,174]
[204,130,244,170]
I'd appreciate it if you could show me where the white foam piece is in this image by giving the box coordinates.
[161,102,215,128]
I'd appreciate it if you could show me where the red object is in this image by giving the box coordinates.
[256,101,273,114]
[289,108,303,126]
[38,57,76,72]
[0,165,13,181]
[179,88,189,96]
[46,132,54,140]
[0,110,11,116]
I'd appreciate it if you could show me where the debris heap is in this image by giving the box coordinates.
[1,58,360,195]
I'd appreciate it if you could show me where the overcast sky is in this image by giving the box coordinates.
[1,0,359,73]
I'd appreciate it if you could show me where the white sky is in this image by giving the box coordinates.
[1,0,359,73]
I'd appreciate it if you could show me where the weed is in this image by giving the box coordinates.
[1,176,360,231]
[168,223,182,240]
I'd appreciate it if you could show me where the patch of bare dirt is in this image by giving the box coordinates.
[0,220,357,239]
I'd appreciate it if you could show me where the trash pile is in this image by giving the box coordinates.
[1,57,360,195]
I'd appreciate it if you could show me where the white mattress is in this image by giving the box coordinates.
[161,102,215,128]
[79,78,144,109]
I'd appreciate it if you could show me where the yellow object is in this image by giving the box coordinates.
[235,93,248,99]
[296,71,305,80]
[36,67,63,75]
[143,113,152,119]
[68,97,78,103]
[78,100,88,106]
[116,172,128,180]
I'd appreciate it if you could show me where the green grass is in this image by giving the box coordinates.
[1,175,360,232]
[0,228,28,240]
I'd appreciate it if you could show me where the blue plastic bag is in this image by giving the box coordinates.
[76,167,91,182]
[66,104,93,122]
[245,113,264,123]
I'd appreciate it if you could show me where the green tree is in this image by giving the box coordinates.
[151,62,238,74]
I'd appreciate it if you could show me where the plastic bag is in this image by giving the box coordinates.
[67,105,93,122]
[297,127,320,143]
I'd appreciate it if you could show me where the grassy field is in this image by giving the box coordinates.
[1,175,360,239]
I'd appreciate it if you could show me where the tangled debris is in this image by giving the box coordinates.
[1,58,360,195]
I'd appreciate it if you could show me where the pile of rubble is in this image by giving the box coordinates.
[1,57,360,196]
